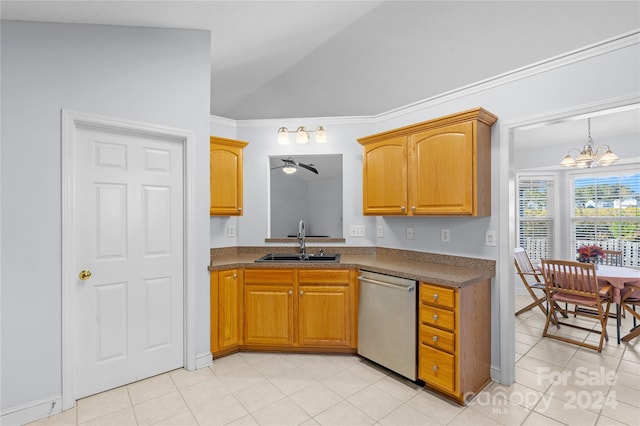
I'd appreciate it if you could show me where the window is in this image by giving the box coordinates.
[571,169,640,267]
[517,175,555,264]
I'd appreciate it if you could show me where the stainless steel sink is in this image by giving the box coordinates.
[255,253,341,263]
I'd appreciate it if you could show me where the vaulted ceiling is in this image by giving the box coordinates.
[2,0,639,121]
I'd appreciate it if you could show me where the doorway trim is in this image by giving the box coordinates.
[61,109,197,409]
[498,93,640,386]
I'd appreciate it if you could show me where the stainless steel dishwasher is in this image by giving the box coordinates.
[357,270,417,380]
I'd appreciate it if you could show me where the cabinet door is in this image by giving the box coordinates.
[218,269,242,350]
[409,121,474,215]
[210,137,247,216]
[362,136,408,215]
[243,284,294,346]
[298,285,351,347]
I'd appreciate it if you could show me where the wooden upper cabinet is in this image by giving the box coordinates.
[358,108,497,216]
[362,136,408,215]
[210,136,248,216]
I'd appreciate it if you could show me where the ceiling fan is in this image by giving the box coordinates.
[271,158,319,175]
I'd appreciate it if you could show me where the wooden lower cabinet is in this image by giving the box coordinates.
[211,269,243,357]
[213,268,357,354]
[298,269,355,348]
[243,269,295,346]
[418,280,491,404]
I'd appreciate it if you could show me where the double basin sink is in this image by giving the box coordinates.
[255,253,341,263]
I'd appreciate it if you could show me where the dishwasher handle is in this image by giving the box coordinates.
[358,276,415,292]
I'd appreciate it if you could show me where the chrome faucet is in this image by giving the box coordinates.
[297,219,306,256]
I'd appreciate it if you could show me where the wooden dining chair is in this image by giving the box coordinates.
[601,250,623,266]
[620,282,640,342]
[540,259,612,352]
[514,248,548,317]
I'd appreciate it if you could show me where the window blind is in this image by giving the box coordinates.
[517,176,555,264]
[571,170,640,267]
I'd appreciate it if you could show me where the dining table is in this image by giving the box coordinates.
[537,262,640,343]
[594,264,640,343]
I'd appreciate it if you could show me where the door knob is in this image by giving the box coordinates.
[79,270,92,280]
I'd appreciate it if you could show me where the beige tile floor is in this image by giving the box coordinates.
[28,295,640,426]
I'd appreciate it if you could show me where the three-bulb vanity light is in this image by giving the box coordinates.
[560,118,619,168]
[277,126,327,144]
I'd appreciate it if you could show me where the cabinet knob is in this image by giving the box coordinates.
[238,207,242,211]
[299,290,304,296]
[432,365,439,372]
[432,335,438,342]
[411,206,416,211]
[433,314,438,321]
[433,294,439,301]
[400,206,406,211]
[288,290,292,296]
[233,273,237,279]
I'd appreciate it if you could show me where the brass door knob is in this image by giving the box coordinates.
[79,270,92,280]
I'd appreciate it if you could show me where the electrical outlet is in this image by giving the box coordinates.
[377,225,384,238]
[350,225,366,237]
[485,230,496,246]
[441,228,450,242]
[227,225,236,237]
[406,227,414,240]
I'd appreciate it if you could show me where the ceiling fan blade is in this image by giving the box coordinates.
[297,162,318,174]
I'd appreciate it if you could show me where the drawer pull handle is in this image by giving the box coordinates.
[433,314,438,321]
[433,294,439,301]
[432,336,438,342]
[432,365,438,372]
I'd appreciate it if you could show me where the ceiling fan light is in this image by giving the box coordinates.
[296,127,309,144]
[277,127,290,145]
[598,150,619,166]
[315,126,327,143]
[282,165,297,174]
[560,154,576,167]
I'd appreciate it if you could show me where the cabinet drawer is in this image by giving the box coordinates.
[421,283,455,309]
[419,344,455,393]
[420,304,455,331]
[420,324,455,353]
[298,269,350,285]
[244,269,295,284]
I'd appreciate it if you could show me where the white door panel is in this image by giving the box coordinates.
[74,125,184,398]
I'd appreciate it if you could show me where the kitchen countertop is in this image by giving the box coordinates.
[209,247,495,288]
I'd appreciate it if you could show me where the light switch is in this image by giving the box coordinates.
[406,227,414,240]
[485,230,496,246]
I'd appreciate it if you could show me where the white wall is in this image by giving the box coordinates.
[211,33,640,381]
[0,21,211,419]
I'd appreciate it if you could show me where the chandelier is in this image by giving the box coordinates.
[560,118,618,168]
[277,126,327,144]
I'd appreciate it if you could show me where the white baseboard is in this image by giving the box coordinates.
[195,352,213,369]
[490,365,502,384]
[1,395,62,426]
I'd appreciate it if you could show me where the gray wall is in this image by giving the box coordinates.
[1,21,211,415]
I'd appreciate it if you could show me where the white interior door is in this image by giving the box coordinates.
[73,123,184,398]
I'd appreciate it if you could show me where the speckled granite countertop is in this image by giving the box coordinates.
[209,247,495,288]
